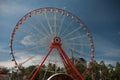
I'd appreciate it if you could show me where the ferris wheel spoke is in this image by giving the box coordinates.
[70,48,90,58]
[14,45,46,53]
[70,48,85,54]
[25,20,46,37]
[58,14,66,36]
[16,28,50,42]
[34,16,50,35]
[19,50,44,67]
[54,12,57,36]
[14,36,48,44]
[18,28,40,39]
[68,43,90,47]
[61,20,74,37]
[62,26,82,39]
[44,12,53,36]
[63,34,87,41]
[19,54,38,66]
[14,39,37,44]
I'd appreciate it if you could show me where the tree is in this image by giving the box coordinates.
[75,62,86,73]
[0,67,9,74]
[115,62,120,80]
[99,61,109,80]
[91,61,100,80]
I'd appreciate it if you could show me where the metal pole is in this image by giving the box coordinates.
[30,47,53,80]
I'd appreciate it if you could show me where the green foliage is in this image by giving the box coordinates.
[87,61,120,80]
[0,67,9,74]
[75,62,86,73]
[115,62,120,80]
[0,66,9,74]
[23,63,65,80]
[84,73,92,80]
[2,61,120,80]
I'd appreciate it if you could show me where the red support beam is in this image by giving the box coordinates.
[30,37,85,80]
[30,47,53,80]
[58,49,72,75]
[58,45,85,80]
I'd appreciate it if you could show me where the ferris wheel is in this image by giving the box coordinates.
[10,7,94,80]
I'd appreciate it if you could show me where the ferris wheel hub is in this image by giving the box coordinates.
[53,37,61,44]
[50,37,61,48]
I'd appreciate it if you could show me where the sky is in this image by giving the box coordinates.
[0,0,120,68]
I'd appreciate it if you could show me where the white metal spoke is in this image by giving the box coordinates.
[54,12,57,36]
[14,39,37,43]
[14,36,48,44]
[58,14,66,36]
[61,20,74,37]
[42,67,48,80]
[34,16,50,35]
[18,28,39,38]
[14,45,46,53]
[70,48,90,57]
[69,43,90,47]
[70,48,84,54]
[25,20,46,37]
[44,12,53,35]
[62,26,82,39]
[20,54,38,65]
[64,34,87,41]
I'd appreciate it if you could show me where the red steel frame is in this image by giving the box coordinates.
[30,37,85,80]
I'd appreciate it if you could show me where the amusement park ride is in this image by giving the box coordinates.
[10,7,94,80]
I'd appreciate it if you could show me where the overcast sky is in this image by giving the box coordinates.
[0,0,120,68]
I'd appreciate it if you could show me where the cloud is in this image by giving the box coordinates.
[93,34,120,65]
[12,50,45,67]
[0,45,9,53]
[0,43,39,68]
[21,36,36,46]
[0,45,11,61]
[0,1,31,16]
[103,47,120,57]
[118,32,120,35]
[96,58,117,66]
[0,49,44,68]
[0,61,15,68]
